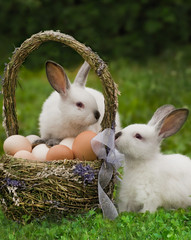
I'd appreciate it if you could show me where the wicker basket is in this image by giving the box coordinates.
[0,30,119,223]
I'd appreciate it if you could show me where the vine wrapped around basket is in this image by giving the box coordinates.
[0,30,120,223]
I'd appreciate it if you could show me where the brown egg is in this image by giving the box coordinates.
[46,145,74,161]
[3,135,32,155]
[14,150,37,161]
[72,131,97,161]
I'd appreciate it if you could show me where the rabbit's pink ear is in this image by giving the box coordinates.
[157,109,189,139]
[46,61,71,94]
[148,104,175,126]
[74,61,91,87]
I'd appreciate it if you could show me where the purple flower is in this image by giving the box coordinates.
[4,63,7,71]
[0,75,4,92]
[73,163,95,185]
[4,178,26,188]
[12,47,19,54]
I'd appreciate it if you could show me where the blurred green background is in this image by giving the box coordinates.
[1,0,191,69]
[1,0,191,155]
[1,1,191,238]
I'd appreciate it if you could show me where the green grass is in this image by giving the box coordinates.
[1,208,191,240]
[1,47,191,238]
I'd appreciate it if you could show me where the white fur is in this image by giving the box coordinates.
[85,87,105,133]
[115,105,191,213]
[39,86,102,138]
[39,61,120,140]
[86,87,121,133]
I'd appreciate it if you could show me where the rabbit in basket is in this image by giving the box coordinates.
[115,104,191,213]
[39,60,120,146]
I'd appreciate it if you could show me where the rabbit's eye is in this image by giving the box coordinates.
[135,133,143,140]
[76,102,84,108]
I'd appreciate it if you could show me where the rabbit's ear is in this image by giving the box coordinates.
[156,108,189,139]
[74,61,91,87]
[46,61,71,94]
[148,104,176,126]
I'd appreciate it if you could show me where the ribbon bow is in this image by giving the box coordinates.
[91,128,125,220]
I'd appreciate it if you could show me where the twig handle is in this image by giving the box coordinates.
[2,30,119,136]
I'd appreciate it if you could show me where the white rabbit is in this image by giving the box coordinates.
[39,60,120,146]
[115,104,191,213]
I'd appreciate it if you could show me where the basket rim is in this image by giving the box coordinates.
[2,30,119,137]
[0,153,103,180]
[1,153,102,165]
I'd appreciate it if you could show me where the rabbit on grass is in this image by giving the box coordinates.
[39,60,120,146]
[115,104,191,213]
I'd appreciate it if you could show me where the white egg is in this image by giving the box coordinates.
[32,144,49,161]
[3,135,32,155]
[26,135,40,144]
[14,150,36,161]
[59,137,75,149]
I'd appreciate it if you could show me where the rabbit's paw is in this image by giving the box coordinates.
[45,138,62,146]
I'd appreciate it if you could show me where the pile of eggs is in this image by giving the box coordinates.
[3,131,98,162]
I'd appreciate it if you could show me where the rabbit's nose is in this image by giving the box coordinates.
[115,131,122,140]
[94,110,100,120]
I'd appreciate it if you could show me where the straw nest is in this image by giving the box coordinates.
[0,30,119,223]
[0,155,114,222]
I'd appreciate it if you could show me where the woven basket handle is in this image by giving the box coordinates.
[2,30,119,136]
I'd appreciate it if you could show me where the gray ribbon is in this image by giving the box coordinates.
[91,128,125,220]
